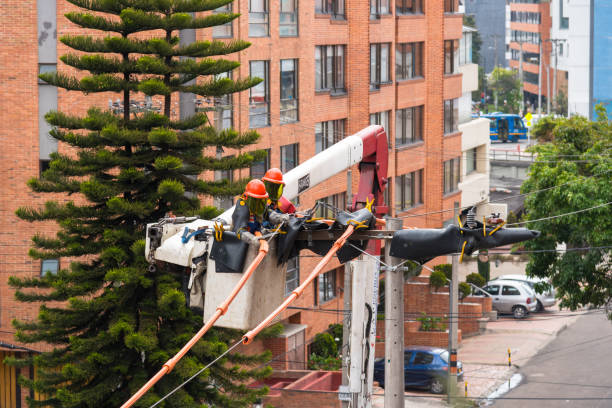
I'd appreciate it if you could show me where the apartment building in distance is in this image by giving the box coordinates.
[0,0,488,404]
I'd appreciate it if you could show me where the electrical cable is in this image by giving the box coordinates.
[505,201,612,226]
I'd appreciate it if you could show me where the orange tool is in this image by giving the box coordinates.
[120,233,269,408]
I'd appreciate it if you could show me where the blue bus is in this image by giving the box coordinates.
[481,113,527,143]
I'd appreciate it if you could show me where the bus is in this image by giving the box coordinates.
[481,113,528,143]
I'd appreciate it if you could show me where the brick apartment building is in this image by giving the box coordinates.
[0,0,472,404]
[507,0,563,110]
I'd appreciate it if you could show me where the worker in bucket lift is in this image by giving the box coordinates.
[262,168,295,228]
[232,179,269,246]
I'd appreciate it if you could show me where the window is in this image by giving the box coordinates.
[511,30,540,45]
[459,33,472,65]
[383,177,390,209]
[215,165,234,209]
[316,192,347,218]
[369,111,391,149]
[502,286,521,296]
[412,352,434,365]
[212,3,233,38]
[396,106,423,146]
[280,59,298,123]
[280,0,298,36]
[38,63,57,84]
[370,0,390,18]
[396,0,423,14]
[285,257,300,296]
[370,43,391,88]
[315,119,345,153]
[39,159,51,176]
[444,40,458,74]
[41,259,59,276]
[559,0,569,29]
[249,61,269,128]
[315,0,345,18]
[250,149,270,179]
[510,11,541,24]
[484,285,499,295]
[249,0,269,37]
[315,45,345,92]
[395,170,423,211]
[214,71,233,130]
[444,0,456,13]
[511,50,539,65]
[317,269,336,303]
[443,99,458,134]
[281,143,299,172]
[465,147,477,175]
[396,42,423,80]
[443,157,460,195]
[524,71,539,85]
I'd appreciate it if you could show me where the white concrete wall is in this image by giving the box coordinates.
[550,0,570,72]
[459,63,479,93]
[458,118,490,210]
[567,0,591,118]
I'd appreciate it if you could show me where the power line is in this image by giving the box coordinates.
[506,201,612,226]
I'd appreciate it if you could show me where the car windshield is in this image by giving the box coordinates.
[439,351,449,363]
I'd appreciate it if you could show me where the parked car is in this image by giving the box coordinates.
[373,346,463,394]
[480,279,537,318]
[492,274,556,312]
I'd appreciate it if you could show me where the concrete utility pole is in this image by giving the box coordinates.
[538,40,542,116]
[553,42,558,113]
[384,217,404,408]
[447,207,460,404]
[341,262,352,408]
[519,42,524,114]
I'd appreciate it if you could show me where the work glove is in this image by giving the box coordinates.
[268,211,290,225]
[239,231,261,247]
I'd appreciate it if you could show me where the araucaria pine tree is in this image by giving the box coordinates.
[7,1,272,406]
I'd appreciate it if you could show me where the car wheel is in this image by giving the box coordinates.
[513,305,527,319]
[535,300,544,312]
[430,378,445,394]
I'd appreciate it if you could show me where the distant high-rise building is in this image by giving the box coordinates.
[464,0,508,73]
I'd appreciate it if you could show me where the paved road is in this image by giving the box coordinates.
[493,311,612,407]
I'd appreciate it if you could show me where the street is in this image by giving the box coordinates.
[493,311,612,407]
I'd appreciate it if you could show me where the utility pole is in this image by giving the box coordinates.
[553,42,558,114]
[519,42,524,114]
[538,40,542,117]
[447,206,460,404]
[384,217,404,408]
[341,262,352,408]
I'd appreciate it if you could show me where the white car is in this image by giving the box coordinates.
[481,279,538,319]
[492,275,556,312]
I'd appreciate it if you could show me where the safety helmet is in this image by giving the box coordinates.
[262,168,285,201]
[244,179,269,199]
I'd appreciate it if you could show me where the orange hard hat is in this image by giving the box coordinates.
[244,179,269,199]
[262,168,285,185]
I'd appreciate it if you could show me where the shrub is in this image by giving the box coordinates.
[433,263,452,280]
[308,354,342,370]
[311,332,338,358]
[328,323,343,352]
[459,282,472,301]
[429,270,448,291]
[466,273,486,288]
[417,312,447,332]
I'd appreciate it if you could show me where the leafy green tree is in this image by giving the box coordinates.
[554,86,569,117]
[488,67,522,113]
[7,1,272,406]
[522,109,612,317]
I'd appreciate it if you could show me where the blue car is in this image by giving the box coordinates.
[373,346,463,394]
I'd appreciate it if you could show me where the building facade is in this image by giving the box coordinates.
[464,0,509,74]
[0,0,479,404]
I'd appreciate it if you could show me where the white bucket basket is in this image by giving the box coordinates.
[203,237,288,330]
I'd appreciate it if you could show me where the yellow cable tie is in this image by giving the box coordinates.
[365,196,374,212]
[457,215,463,228]
[459,240,467,263]
[489,221,506,236]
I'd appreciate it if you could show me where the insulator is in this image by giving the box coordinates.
[466,207,476,229]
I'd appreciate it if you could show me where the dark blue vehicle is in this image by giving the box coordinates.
[373,346,463,394]
[481,113,527,143]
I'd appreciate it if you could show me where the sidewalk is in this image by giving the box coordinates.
[371,306,585,407]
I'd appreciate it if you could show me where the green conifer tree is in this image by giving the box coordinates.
[7,1,272,406]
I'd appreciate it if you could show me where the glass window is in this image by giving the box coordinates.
[315,192,346,218]
[281,143,299,172]
[215,164,234,210]
[444,98,458,134]
[214,71,233,131]
[396,42,423,80]
[444,0,456,12]
[502,286,521,296]
[412,352,434,365]
[315,119,345,153]
[370,0,390,17]
[212,3,233,38]
[395,170,423,211]
[369,111,391,149]
[249,0,269,37]
[41,259,59,276]
[443,158,460,195]
[280,59,298,124]
[485,285,499,295]
[317,269,337,303]
[370,43,391,88]
[465,147,477,175]
[315,45,346,92]
[250,149,270,179]
[249,61,269,128]
[444,40,458,74]
[285,256,300,295]
[396,106,423,146]
[280,0,298,36]
[396,0,423,14]
[315,0,345,18]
